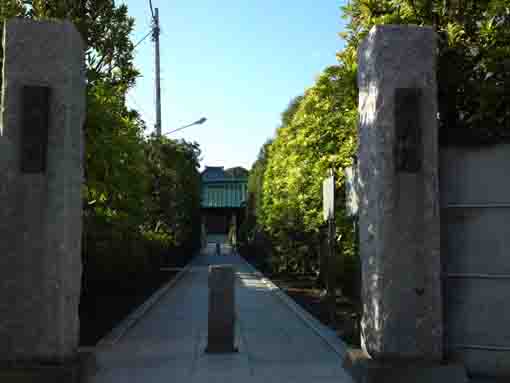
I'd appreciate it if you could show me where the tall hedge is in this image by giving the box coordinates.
[1,1,203,289]
[244,0,509,298]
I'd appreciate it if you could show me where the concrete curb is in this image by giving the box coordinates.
[239,257,349,360]
[95,257,195,347]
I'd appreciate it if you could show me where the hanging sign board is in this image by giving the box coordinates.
[345,166,359,217]
[323,172,335,221]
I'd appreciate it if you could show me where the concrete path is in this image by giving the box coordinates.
[85,245,354,383]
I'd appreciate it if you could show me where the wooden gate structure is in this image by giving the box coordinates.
[201,166,248,245]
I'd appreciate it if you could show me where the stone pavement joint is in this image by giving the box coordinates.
[243,261,349,360]
[85,245,354,383]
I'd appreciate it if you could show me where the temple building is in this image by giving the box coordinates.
[200,166,248,246]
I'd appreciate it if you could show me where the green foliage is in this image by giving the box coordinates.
[246,0,509,300]
[261,64,357,237]
[143,135,202,250]
[243,139,272,240]
[0,1,202,288]
[84,81,148,227]
[242,61,359,292]
[341,0,510,145]
[224,166,249,178]
[256,62,358,284]
[25,0,139,88]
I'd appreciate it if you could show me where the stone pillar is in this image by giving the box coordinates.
[207,265,236,353]
[0,18,85,365]
[356,25,441,361]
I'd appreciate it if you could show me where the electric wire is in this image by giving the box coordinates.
[133,30,152,50]
[149,0,155,18]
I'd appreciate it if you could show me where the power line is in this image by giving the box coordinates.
[127,94,153,121]
[148,0,154,18]
[165,118,207,135]
[133,30,152,50]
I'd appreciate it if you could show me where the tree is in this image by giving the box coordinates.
[26,0,139,88]
[248,0,509,285]
[251,61,358,276]
[1,1,203,283]
[261,65,357,239]
[224,166,249,178]
[341,0,510,145]
[84,81,148,228]
[247,139,273,222]
[143,136,202,251]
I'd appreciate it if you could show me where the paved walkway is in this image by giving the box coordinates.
[86,246,354,383]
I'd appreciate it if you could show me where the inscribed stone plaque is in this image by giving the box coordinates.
[21,86,50,173]
[395,88,421,173]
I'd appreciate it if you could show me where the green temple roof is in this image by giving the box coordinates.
[201,166,248,208]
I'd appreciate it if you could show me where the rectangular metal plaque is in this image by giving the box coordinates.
[21,86,50,173]
[395,88,421,173]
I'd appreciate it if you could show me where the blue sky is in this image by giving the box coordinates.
[119,0,348,170]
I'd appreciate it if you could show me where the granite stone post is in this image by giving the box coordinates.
[207,265,236,353]
[0,17,85,366]
[356,25,442,361]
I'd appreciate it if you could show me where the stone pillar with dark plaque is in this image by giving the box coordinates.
[356,25,442,362]
[0,18,85,380]
[207,265,237,353]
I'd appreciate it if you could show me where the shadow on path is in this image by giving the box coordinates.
[85,247,354,383]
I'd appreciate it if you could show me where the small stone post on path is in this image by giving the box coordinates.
[356,25,442,361]
[207,265,236,353]
[0,18,85,380]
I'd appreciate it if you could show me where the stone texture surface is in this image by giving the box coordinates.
[86,250,353,383]
[356,25,442,360]
[207,265,236,353]
[342,348,468,383]
[0,18,85,362]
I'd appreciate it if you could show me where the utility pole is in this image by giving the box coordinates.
[152,7,162,136]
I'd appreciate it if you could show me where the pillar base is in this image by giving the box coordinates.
[205,346,238,354]
[0,351,95,383]
[342,348,468,383]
